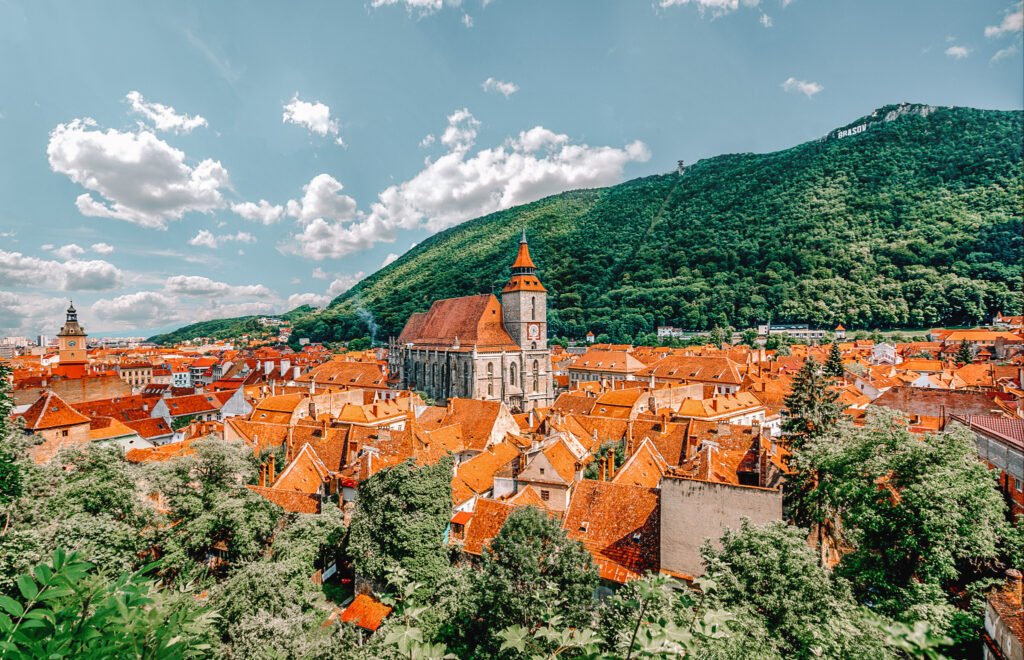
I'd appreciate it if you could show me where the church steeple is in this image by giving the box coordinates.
[503,231,545,293]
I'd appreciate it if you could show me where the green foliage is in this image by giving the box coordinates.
[0,549,215,659]
[0,364,24,517]
[348,456,454,594]
[700,521,905,659]
[148,438,281,582]
[955,340,973,365]
[454,506,598,658]
[263,105,1023,345]
[799,410,1012,645]
[782,357,841,450]
[826,341,844,378]
[147,306,316,345]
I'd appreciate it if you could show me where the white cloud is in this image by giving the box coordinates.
[164,275,272,297]
[419,134,436,148]
[370,0,444,14]
[381,253,399,267]
[280,108,650,260]
[47,118,230,229]
[985,5,1023,38]
[231,199,285,225]
[282,94,344,146]
[90,242,114,254]
[90,291,178,328]
[125,91,207,134]
[312,267,329,280]
[991,43,1020,62]
[461,13,473,27]
[441,108,480,151]
[327,272,365,297]
[658,0,761,17]
[52,243,85,260]
[0,249,124,291]
[287,292,331,308]
[482,77,519,97]
[945,45,970,59]
[0,291,68,336]
[188,229,255,249]
[781,77,823,97]
[759,12,772,27]
[285,173,358,223]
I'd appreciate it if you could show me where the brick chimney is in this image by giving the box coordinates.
[1007,568,1023,606]
[268,454,276,483]
[258,463,266,487]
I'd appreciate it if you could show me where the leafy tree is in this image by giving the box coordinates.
[826,341,844,378]
[457,506,598,658]
[740,329,759,348]
[800,410,1011,646]
[0,549,215,658]
[955,340,973,365]
[150,439,280,582]
[348,456,454,594]
[700,521,910,659]
[0,364,23,535]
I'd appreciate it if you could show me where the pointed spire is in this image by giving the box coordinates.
[510,230,536,272]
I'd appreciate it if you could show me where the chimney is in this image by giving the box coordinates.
[268,454,276,483]
[1007,564,1024,605]
[599,460,606,481]
[626,420,635,457]
[606,451,615,480]
[258,463,266,487]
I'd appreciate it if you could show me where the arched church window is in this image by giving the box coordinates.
[533,360,539,392]
[510,362,517,386]
[531,296,536,320]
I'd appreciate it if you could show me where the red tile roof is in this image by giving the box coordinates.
[339,594,393,632]
[563,480,660,584]
[20,391,90,430]
[396,294,520,351]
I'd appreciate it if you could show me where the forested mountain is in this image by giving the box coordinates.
[160,104,1023,345]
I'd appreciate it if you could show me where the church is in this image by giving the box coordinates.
[389,232,554,412]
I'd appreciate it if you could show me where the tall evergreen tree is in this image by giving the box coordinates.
[782,357,841,450]
[826,342,844,378]
[956,340,973,365]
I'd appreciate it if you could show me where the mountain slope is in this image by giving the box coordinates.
[156,103,1023,345]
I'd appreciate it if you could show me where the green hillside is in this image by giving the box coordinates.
[148,306,315,345]
[160,103,1024,346]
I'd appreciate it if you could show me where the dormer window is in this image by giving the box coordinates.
[579,521,589,533]
[632,532,642,542]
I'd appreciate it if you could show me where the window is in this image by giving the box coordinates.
[531,296,536,320]
[61,429,68,437]
[539,467,545,475]
[510,362,517,386]
[533,360,539,392]
[1017,478,1022,492]
[540,489,550,502]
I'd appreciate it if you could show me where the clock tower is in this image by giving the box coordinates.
[55,301,88,378]
[502,230,547,351]
[501,230,552,410]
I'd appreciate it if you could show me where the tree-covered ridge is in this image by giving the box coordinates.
[148,306,315,345]
[289,104,1021,345]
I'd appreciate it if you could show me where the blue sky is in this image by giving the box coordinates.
[1,0,1021,337]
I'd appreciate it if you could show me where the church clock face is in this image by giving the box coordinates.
[527,323,540,340]
[67,340,76,347]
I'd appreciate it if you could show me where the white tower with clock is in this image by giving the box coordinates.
[501,230,552,410]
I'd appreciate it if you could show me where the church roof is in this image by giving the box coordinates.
[396,294,520,351]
